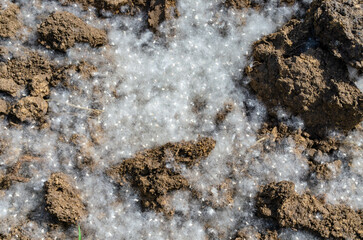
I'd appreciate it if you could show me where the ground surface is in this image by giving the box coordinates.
[0,0,362,239]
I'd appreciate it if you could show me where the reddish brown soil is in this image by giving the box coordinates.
[256,181,363,239]
[107,137,216,213]
[44,172,87,225]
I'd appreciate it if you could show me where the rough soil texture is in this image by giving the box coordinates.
[225,0,305,10]
[50,61,97,88]
[256,181,363,239]
[11,96,48,122]
[306,0,363,70]
[0,49,97,125]
[59,0,178,31]
[0,3,22,38]
[0,51,52,124]
[0,78,21,97]
[234,226,280,240]
[257,119,344,180]
[38,11,107,51]
[1,51,53,86]
[147,0,179,31]
[247,1,363,137]
[0,99,8,115]
[107,137,216,213]
[44,172,87,225]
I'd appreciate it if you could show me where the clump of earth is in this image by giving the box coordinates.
[0,0,362,238]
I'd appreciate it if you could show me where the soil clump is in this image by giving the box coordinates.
[234,227,279,240]
[225,0,308,11]
[256,181,363,239]
[0,3,22,39]
[106,137,216,213]
[58,0,179,32]
[0,51,53,124]
[246,0,363,138]
[44,172,87,225]
[38,11,107,52]
[257,119,345,180]
[0,49,97,125]
[306,0,363,70]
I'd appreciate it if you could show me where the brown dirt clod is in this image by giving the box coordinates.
[256,181,363,239]
[29,75,50,98]
[11,96,48,122]
[4,51,53,86]
[234,227,280,240]
[0,78,21,97]
[0,3,22,39]
[0,99,8,115]
[307,0,363,70]
[59,0,178,31]
[38,11,107,52]
[44,172,87,225]
[247,3,363,137]
[106,137,216,213]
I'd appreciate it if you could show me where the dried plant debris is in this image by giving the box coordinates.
[247,0,363,137]
[0,3,22,38]
[256,181,363,239]
[107,137,216,213]
[44,172,87,225]
[38,11,107,52]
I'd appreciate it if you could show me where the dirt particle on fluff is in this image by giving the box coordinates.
[256,181,363,239]
[106,137,216,213]
[44,172,87,225]
[38,11,107,52]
